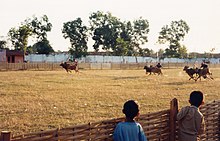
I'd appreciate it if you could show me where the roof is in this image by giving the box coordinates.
[6,50,24,56]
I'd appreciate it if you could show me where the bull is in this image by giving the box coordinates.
[183,66,199,81]
[60,62,78,73]
[144,65,162,75]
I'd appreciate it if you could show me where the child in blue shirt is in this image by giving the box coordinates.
[113,100,148,141]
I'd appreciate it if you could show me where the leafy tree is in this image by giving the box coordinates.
[120,21,132,42]
[157,48,165,60]
[26,45,34,54]
[8,25,32,54]
[89,11,122,52]
[89,12,150,58]
[178,45,188,58]
[32,39,54,54]
[158,20,189,58]
[62,18,88,59]
[139,48,153,57]
[114,38,129,56]
[28,15,52,40]
[0,40,7,49]
[8,15,53,55]
[131,18,150,52]
[119,18,150,57]
[129,18,150,62]
[119,21,133,56]
[30,15,53,54]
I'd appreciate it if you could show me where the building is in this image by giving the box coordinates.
[0,49,6,62]
[0,49,24,63]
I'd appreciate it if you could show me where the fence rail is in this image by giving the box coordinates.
[1,62,220,71]
[0,99,219,141]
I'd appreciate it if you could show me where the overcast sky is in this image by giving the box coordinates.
[1,0,220,53]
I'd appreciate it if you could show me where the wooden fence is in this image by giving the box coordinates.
[1,62,220,71]
[0,99,219,141]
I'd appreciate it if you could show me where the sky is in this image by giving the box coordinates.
[1,0,220,53]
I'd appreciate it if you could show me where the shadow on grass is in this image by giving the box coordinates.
[163,81,197,85]
[112,76,141,80]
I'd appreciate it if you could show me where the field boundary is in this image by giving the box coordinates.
[0,62,220,71]
[0,98,219,141]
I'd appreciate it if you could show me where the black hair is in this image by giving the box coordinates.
[123,100,139,119]
[190,91,204,107]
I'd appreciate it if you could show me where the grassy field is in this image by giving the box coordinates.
[0,68,220,135]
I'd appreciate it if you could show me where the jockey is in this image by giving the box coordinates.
[200,62,208,69]
[200,62,211,76]
[74,59,78,66]
[155,63,162,69]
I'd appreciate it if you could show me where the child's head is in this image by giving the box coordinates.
[189,91,204,107]
[122,100,139,119]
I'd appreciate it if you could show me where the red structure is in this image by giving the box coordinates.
[0,50,24,63]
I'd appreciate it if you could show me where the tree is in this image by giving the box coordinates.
[178,45,188,58]
[114,38,129,56]
[8,25,32,54]
[89,11,122,52]
[0,40,7,49]
[129,18,150,62]
[138,48,153,57]
[119,21,133,56]
[28,15,52,40]
[89,12,150,58]
[131,17,150,53]
[32,39,54,54]
[120,18,150,57]
[157,48,165,60]
[8,15,53,55]
[158,20,190,58]
[62,18,88,59]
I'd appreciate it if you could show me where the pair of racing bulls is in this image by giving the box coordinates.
[143,63,213,81]
[143,63,163,75]
[183,65,213,81]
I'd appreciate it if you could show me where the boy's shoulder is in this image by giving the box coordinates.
[179,105,190,112]
[117,121,141,127]
[180,105,201,112]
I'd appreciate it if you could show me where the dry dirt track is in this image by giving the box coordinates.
[0,68,219,135]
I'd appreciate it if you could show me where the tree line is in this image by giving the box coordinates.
[0,11,190,60]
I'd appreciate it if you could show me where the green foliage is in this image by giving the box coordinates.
[0,40,7,49]
[178,45,188,58]
[114,38,129,56]
[132,17,149,45]
[157,48,165,59]
[158,20,189,58]
[89,11,122,52]
[8,25,32,53]
[89,12,150,57]
[8,15,53,54]
[138,48,153,57]
[130,17,150,56]
[62,18,88,59]
[32,39,54,54]
[28,15,52,40]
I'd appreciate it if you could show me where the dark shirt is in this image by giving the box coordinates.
[201,64,208,69]
[156,63,162,68]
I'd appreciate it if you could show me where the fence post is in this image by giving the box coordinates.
[169,98,178,141]
[218,112,220,140]
[1,131,11,141]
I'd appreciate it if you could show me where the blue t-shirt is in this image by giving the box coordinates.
[113,122,148,141]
